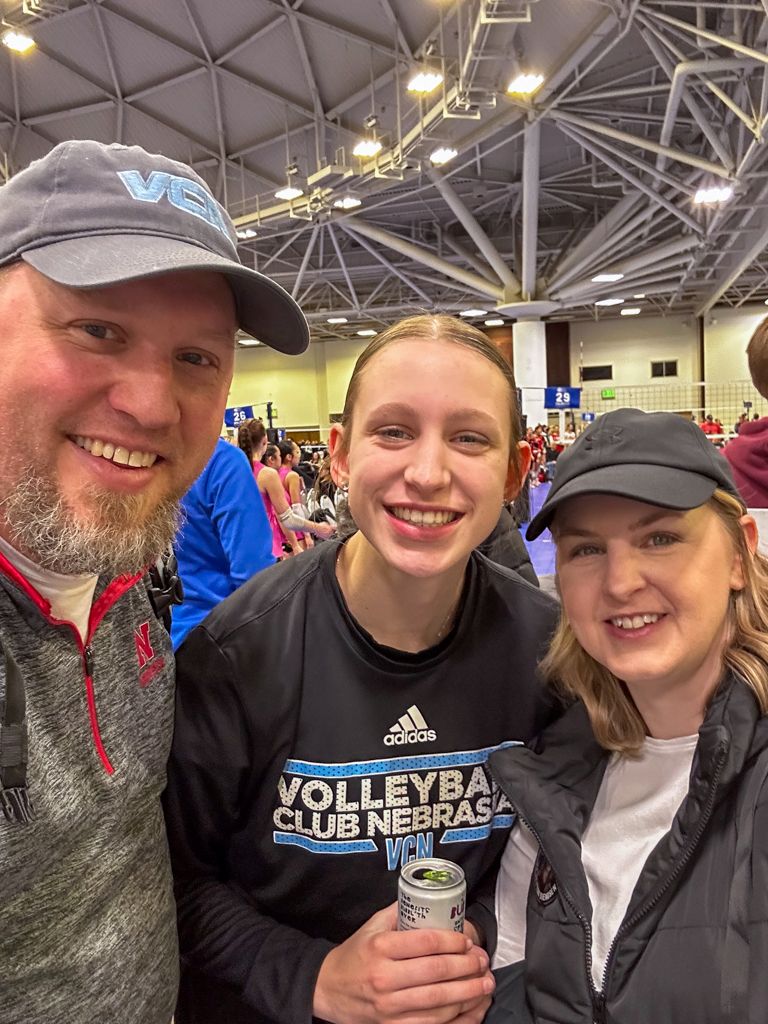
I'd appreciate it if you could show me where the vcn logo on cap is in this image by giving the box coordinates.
[116,170,229,238]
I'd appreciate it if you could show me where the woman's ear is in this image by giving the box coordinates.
[328,424,349,489]
[504,441,533,503]
[730,514,759,591]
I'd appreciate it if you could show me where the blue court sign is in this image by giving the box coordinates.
[224,405,254,427]
[544,386,581,409]
[582,412,596,423]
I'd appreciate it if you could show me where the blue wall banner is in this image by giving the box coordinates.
[544,387,581,409]
[224,405,254,427]
[581,412,596,422]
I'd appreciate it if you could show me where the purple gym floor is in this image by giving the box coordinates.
[523,481,556,578]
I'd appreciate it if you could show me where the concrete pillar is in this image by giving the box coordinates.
[513,318,548,428]
[314,342,331,441]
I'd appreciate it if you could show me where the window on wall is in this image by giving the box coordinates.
[651,360,678,378]
[581,364,613,382]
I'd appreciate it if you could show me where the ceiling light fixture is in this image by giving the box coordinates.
[430,146,458,166]
[507,73,544,96]
[594,298,624,307]
[407,70,443,94]
[357,329,378,336]
[327,317,348,324]
[694,186,733,204]
[460,308,488,317]
[275,185,304,201]
[485,318,505,327]
[2,30,34,53]
[620,308,641,316]
[333,196,362,209]
[238,338,261,346]
[353,139,382,159]
[633,293,646,299]
[236,228,257,240]
[591,273,624,283]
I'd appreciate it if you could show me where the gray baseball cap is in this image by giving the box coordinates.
[0,139,308,355]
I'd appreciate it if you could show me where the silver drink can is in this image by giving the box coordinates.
[398,858,466,932]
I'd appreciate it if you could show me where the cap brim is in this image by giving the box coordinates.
[525,464,719,540]
[22,234,309,355]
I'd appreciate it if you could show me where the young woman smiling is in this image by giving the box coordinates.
[488,408,768,1024]
[164,314,559,1024]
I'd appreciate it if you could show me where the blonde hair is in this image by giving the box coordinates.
[543,489,768,755]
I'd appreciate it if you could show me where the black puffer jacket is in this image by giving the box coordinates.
[487,673,768,1024]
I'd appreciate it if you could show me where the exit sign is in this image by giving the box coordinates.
[601,388,616,400]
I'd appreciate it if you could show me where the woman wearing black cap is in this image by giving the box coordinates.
[487,408,768,1024]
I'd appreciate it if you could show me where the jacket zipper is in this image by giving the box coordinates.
[0,552,142,775]
[597,742,729,1005]
[509,804,605,1021]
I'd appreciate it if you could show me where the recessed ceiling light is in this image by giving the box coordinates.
[591,273,624,283]
[430,147,458,166]
[485,318,505,326]
[333,196,362,209]
[275,186,304,201]
[694,186,733,204]
[507,73,544,96]
[407,71,443,94]
[2,30,35,53]
[460,308,488,317]
[620,308,641,316]
[594,298,624,307]
[357,328,378,336]
[327,317,348,324]
[353,139,382,158]
[236,228,257,240]
[633,293,646,299]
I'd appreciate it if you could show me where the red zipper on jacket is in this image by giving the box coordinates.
[0,550,143,775]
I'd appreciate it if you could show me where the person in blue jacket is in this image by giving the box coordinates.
[171,437,275,648]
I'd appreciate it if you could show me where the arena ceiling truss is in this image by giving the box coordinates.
[2,0,768,341]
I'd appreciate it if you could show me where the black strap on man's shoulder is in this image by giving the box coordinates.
[0,645,34,825]
[146,546,184,632]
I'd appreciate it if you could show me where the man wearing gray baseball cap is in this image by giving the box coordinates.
[0,139,307,1024]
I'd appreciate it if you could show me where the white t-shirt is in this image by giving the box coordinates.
[0,535,98,642]
[493,733,698,990]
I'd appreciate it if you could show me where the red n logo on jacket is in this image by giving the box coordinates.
[134,621,155,668]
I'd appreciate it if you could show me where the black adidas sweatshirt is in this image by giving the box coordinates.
[164,540,558,1024]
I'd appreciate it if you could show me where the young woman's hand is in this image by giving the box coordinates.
[313,903,494,1024]
[314,520,336,540]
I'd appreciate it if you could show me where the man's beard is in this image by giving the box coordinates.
[1,468,182,577]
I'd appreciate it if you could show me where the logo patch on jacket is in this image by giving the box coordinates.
[135,621,165,687]
[383,705,437,746]
[534,849,558,905]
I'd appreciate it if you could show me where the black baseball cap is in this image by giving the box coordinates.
[526,408,744,540]
[0,140,308,355]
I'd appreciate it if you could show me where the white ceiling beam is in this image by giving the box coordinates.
[326,224,361,310]
[256,0,399,60]
[341,218,505,301]
[292,223,320,299]
[427,168,519,292]
[340,224,432,304]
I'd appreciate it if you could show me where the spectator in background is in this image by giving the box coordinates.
[277,439,313,551]
[171,437,275,648]
[701,413,721,436]
[724,316,768,509]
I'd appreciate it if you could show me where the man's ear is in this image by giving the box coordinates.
[328,424,349,489]
[504,441,532,503]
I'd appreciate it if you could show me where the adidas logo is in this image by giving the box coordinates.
[384,705,437,747]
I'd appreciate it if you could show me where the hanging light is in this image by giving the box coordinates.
[327,317,348,324]
[353,139,383,158]
[357,329,378,336]
[275,186,304,201]
[594,298,624,307]
[693,186,733,204]
[485,319,505,327]
[620,308,641,316]
[2,30,34,53]
[460,308,488,317]
[507,73,544,96]
[407,70,443,94]
[591,273,624,283]
[333,196,362,209]
[236,228,257,240]
[430,147,458,166]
